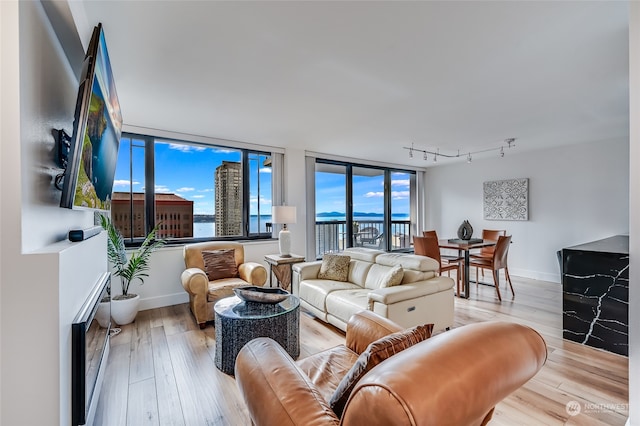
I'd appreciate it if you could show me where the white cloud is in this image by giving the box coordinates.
[113,179,140,187]
[259,167,272,174]
[198,188,214,192]
[168,143,206,153]
[191,195,205,199]
[391,179,410,187]
[155,185,171,193]
[364,191,384,198]
[175,187,195,192]
[392,191,410,199]
[213,148,236,154]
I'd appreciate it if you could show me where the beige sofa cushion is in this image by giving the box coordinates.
[325,289,370,324]
[299,279,362,312]
[347,260,373,287]
[376,253,439,272]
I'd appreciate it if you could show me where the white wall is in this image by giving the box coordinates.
[1,2,106,425]
[424,138,629,282]
[628,3,639,425]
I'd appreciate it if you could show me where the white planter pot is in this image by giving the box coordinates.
[96,300,111,328]
[111,294,140,325]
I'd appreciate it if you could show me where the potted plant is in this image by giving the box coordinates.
[100,215,165,325]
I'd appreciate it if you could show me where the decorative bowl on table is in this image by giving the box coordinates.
[233,286,289,304]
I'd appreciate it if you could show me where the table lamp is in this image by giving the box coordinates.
[272,205,296,257]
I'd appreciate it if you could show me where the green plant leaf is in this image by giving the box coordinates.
[100,214,165,296]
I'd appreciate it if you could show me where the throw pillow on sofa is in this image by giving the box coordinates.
[329,323,434,416]
[318,253,351,282]
[380,264,404,287]
[202,249,238,281]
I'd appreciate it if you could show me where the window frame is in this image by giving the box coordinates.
[117,131,274,246]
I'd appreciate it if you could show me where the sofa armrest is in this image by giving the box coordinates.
[292,261,323,294]
[367,276,454,307]
[238,262,267,286]
[345,310,404,354]
[180,267,208,296]
[292,261,322,280]
[235,337,340,426]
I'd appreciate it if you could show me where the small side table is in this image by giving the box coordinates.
[264,254,305,291]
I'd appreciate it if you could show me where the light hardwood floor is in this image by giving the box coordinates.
[95,274,629,425]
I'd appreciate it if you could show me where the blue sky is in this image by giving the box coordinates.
[113,138,410,216]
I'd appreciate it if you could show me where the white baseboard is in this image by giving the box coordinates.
[139,292,189,311]
[509,267,561,284]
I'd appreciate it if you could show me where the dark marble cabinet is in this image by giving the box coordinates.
[561,235,629,356]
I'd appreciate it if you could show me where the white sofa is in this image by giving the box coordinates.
[292,247,454,332]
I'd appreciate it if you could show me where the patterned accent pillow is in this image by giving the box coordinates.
[202,249,238,281]
[329,323,434,417]
[317,254,351,282]
[380,264,404,288]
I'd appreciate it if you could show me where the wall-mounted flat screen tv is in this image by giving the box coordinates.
[60,23,122,211]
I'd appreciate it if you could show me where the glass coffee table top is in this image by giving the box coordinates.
[214,294,299,320]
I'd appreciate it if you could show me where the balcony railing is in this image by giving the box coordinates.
[315,220,412,259]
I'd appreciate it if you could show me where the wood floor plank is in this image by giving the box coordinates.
[129,311,154,384]
[127,378,159,426]
[150,326,186,426]
[94,342,131,426]
[96,274,629,425]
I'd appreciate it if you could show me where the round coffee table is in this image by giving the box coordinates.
[214,294,300,375]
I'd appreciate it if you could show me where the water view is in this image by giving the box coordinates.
[191,213,410,239]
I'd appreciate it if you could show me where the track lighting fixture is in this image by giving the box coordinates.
[403,138,516,164]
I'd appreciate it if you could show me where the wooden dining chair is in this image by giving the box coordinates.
[423,230,464,263]
[414,235,462,296]
[469,235,514,301]
[470,229,506,279]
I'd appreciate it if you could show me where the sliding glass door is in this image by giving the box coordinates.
[314,160,415,258]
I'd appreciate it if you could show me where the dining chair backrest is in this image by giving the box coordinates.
[413,235,441,263]
[493,235,512,270]
[480,229,507,256]
[423,230,438,239]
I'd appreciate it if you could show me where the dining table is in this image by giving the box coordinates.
[438,238,497,299]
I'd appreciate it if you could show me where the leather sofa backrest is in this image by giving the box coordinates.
[183,241,245,270]
[340,248,440,288]
[343,247,383,262]
[347,260,373,287]
[376,253,439,271]
[341,321,547,425]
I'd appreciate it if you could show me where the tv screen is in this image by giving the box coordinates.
[60,23,122,211]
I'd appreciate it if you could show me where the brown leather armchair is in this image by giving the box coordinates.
[235,311,547,426]
[181,241,267,328]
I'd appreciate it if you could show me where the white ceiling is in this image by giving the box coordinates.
[74,1,629,167]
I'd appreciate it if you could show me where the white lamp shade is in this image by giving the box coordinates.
[272,206,296,224]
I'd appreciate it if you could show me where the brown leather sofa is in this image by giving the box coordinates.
[181,241,267,328]
[235,311,547,426]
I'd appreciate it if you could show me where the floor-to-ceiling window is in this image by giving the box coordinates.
[314,159,415,258]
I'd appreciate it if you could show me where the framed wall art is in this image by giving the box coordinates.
[483,178,529,221]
